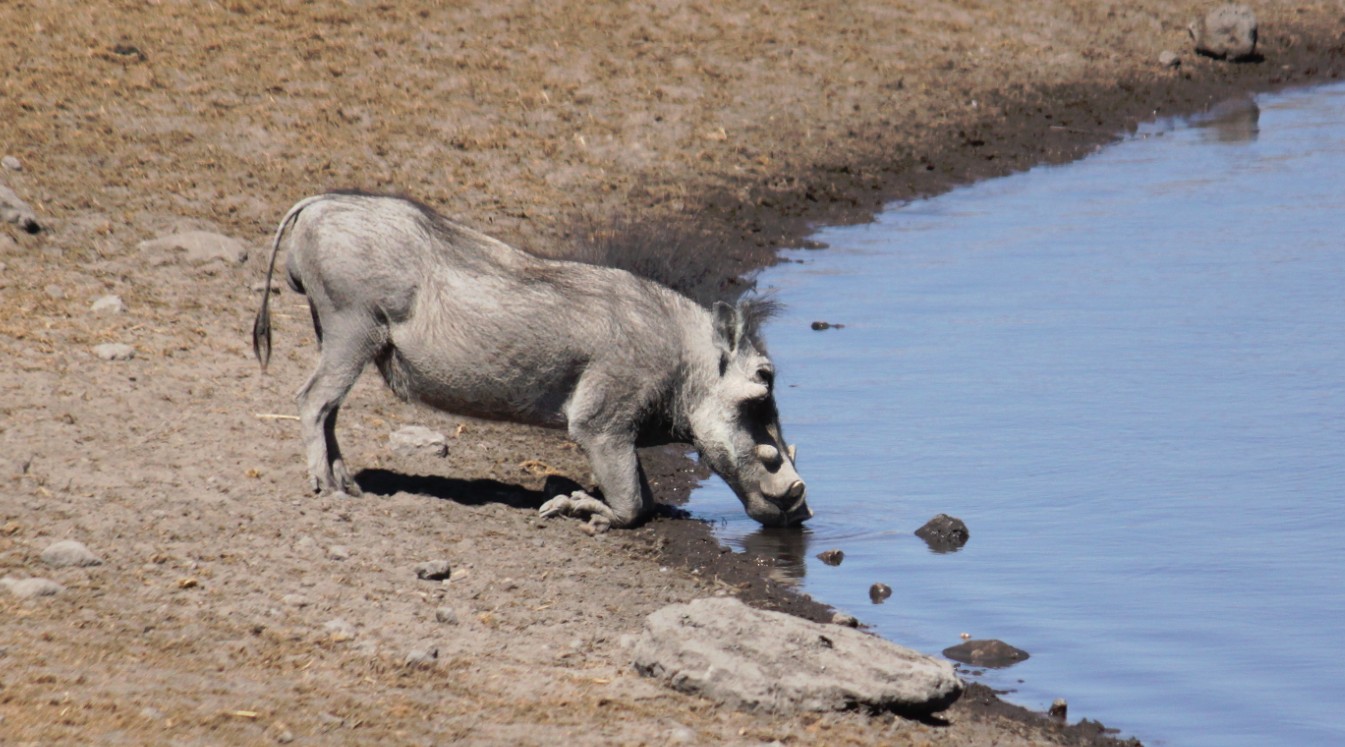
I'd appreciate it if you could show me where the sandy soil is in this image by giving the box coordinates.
[2,1,1342,744]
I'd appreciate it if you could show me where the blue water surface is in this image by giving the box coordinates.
[692,83,1345,747]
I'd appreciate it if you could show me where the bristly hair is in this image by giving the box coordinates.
[739,295,783,345]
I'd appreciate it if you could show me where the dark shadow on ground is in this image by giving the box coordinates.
[355,468,585,509]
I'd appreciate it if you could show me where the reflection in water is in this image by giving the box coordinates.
[739,525,813,581]
[1193,95,1260,143]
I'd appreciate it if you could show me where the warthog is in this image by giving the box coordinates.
[252,192,809,529]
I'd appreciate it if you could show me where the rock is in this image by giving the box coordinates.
[91,294,127,314]
[632,597,962,716]
[0,183,39,233]
[1190,4,1258,61]
[323,618,356,641]
[138,230,248,266]
[1,155,20,171]
[389,425,449,458]
[327,545,351,561]
[942,639,1030,669]
[869,583,892,603]
[816,549,844,566]
[1,576,64,598]
[93,343,136,361]
[40,539,103,568]
[1158,50,1181,69]
[404,645,439,669]
[281,594,310,608]
[414,560,452,581]
[266,721,295,744]
[831,612,859,627]
[915,513,969,553]
[435,606,459,625]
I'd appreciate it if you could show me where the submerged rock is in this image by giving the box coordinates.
[632,597,962,716]
[915,513,969,553]
[942,638,1030,668]
[868,583,893,603]
[816,549,845,566]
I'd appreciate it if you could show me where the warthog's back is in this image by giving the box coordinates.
[285,193,700,429]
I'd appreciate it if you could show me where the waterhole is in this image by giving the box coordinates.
[693,82,1345,747]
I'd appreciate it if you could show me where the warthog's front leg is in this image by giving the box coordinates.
[540,431,653,531]
[539,490,618,534]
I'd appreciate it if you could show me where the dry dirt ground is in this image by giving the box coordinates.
[2,1,1343,745]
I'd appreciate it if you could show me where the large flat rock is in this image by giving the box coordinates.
[631,597,962,717]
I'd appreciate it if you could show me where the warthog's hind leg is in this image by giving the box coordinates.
[295,310,382,498]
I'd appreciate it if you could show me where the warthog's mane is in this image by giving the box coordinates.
[736,296,781,348]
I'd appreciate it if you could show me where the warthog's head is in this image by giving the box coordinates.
[693,301,810,527]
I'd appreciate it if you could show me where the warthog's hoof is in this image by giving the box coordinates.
[539,490,615,534]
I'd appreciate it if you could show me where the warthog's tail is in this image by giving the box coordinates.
[253,195,327,372]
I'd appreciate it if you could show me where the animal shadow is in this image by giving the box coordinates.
[354,468,585,510]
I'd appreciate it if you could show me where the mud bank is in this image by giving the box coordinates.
[2,2,1342,744]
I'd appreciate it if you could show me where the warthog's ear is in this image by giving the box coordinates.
[713,301,741,354]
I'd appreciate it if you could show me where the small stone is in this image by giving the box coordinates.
[0,183,39,233]
[869,583,892,603]
[281,594,310,608]
[323,618,356,641]
[1158,50,1181,69]
[831,612,859,627]
[1,576,64,598]
[665,726,698,744]
[404,645,439,669]
[1,155,20,171]
[816,549,845,566]
[1049,697,1068,720]
[266,721,295,744]
[414,560,452,581]
[942,639,1030,669]
[44,284,65,299]
[435,606,459,625]
[90,294,127,314]
[40,539,103,568]
[94,343,136,361]
[389,425,449,458]
[327,545,350,561]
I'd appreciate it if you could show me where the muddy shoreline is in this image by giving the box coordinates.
[2,2,1343,745]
